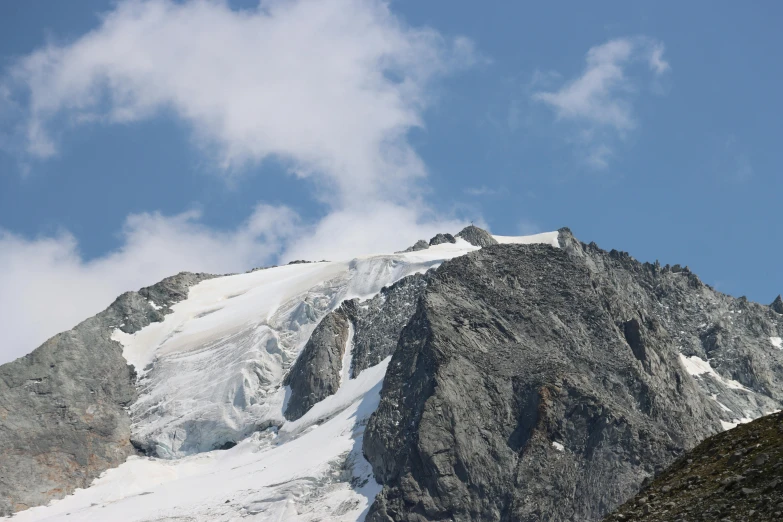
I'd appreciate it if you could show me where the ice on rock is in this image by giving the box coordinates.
[113,239,484,458]
[10,232,559,522]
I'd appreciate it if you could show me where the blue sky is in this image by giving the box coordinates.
[0,0,781,361]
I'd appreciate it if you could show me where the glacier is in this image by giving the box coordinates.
[6,234,557,522]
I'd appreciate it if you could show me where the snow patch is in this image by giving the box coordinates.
[552,441,565,452]
[9,359,390,522]
[493,231,560,248]
[340,324,355,386]
[678,354,751,392]
[721,417,753,431]
[770,336,782,349]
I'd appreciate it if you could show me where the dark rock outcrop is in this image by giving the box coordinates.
[605,411,783,522]
[0,272,213,515]
[284,274,428,421]
[346,273,429,377]
[772,295,783,314]
[429,233,456,246]
[363,233,783,521]
[283,309,351,421]
[397,240,430,253]
[456,225,498,247]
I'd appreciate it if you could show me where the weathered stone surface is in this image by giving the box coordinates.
[428,233,456,246]
[363,232,783,521]
[344,273,428,378]
[0,272,213,515]
[455,225,498,247]
[283,273,428,420]
[283,309,351,421]
[396,239,430,253]
[605,410,783,522]
[771,295,783,314]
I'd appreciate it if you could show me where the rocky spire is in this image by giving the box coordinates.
[771,295,783,314]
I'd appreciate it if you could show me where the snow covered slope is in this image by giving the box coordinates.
[6,234,555,521]
[493,231,559,247]
[113,240,480,458]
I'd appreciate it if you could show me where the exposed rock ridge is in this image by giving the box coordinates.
[557,227,783,422]
[429,233,456,246]
[398,225,496,252]
[0,272,214,515]
[772,295,783,314]
[605,410,783,522]
[363,234,783,521]
[455,225,499,247]
[283,309,351,421]
[346,273,429,377]
[284,273,429,421]
[397,239,430,253]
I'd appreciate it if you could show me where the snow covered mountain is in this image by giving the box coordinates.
[1,227,781,521]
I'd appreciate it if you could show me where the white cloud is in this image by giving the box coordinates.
[532,36,669,168]
[282,202,466,261]
[0,0,478,363]
[0,201,466,364]
[0,205,298,363]
[586,143,612,169]
[8,0,476,205]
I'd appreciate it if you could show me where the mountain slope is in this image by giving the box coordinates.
[1,227,781,521]
[363,230,783,521]
[604,410,783,521]
[0,237,489,520]
[0,272,212,516]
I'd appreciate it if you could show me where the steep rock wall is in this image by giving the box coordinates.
[363,233,783,521]
[0,272,213,515]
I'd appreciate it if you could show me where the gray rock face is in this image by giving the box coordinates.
[397,239,430,253]
[0,272,213,515]
[429,233,456,246]
[455,225,498,247]
[283,274,428,421]
[771,295,783,314]
[363,233,783,521]
[557,228,783,422]
[346,273,429,377]
[283,309,351,421]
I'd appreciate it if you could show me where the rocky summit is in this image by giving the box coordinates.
[363,231,783,521]
[0,226,781,521]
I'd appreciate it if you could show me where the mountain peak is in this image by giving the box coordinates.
[771,295,783,314]
[455,225,498,247]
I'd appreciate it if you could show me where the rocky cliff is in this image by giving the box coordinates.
[362,229,783,521]
[2,227,781,521]
[0,272,213,515]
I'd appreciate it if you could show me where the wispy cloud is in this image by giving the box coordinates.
[517,220,542,235]
[718,135,754,183]
[464,185,502,197]
[532,36,669,168]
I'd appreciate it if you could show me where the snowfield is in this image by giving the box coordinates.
[8,234,558,522]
